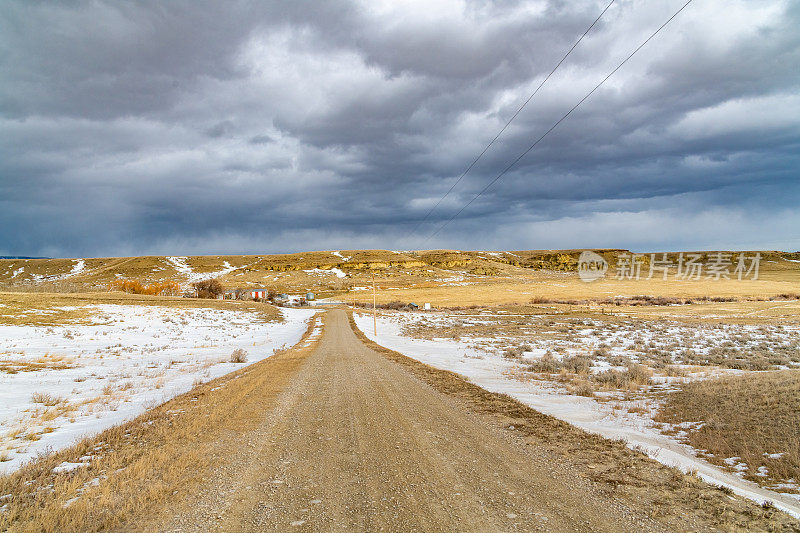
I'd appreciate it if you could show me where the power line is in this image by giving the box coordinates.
[406,0,617,238]
[424,0,694,243]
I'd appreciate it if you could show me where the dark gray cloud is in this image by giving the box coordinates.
[1,0,798,257]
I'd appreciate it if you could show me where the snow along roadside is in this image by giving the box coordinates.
[353,311,800,519]
[0,305,317,474]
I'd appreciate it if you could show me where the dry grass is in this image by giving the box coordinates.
[348,311,799,531]
[656,370,800,491]
[30,392,64,407]
[349,275,800,310]
[0,356,74,374]
[523,355,653,395]
[591,363,653,391]
[0,313,322,532]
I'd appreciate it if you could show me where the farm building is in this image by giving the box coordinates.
[250,289,270,300]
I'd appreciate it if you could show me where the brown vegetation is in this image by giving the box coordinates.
[108,278,181,296]
[656,370,800,491]
[0,356,74,374]
[192,279,223,299]
[524,355,653,395]
[351,300,418,311]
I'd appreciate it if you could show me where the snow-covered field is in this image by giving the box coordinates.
[353,311,800,518]
[398,311,799,371]
[0,304,316,474]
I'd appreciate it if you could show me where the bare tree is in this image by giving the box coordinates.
[192,279,224,299]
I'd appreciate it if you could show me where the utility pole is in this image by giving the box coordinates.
[372,270,377,335]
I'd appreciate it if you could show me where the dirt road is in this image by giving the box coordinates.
[158,310,667,532]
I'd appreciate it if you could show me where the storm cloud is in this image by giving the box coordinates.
[1,0,798,256]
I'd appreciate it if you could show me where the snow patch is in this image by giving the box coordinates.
[53,461,88,474]
[304,268,347,278]
[0,305,317,474]
[30,259,85,283]
[165,257,240,284]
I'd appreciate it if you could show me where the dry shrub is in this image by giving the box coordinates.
[230,348,248,363]
[664,365,688,377]
[504,346,524,359]
[561,355,592,374]
[606,354,629,366]
[528,355,653,393]
[109,279,181,296]
[679,345,777,371]
[627,363,653,384]
[352,300,415,310]
[569,380,595,397]
[526,352,560,373]
[529,297,587,305]
[593,363,652,391]
[531,294,751,307]
[193,279,224,299]
[526,353,592,375]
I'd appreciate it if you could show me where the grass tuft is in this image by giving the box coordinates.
[30,392,64,406]
[229,348,248,363]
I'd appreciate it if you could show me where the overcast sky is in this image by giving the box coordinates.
[1,0,798,257]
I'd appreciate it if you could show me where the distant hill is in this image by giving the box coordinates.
[0,249,797,295]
